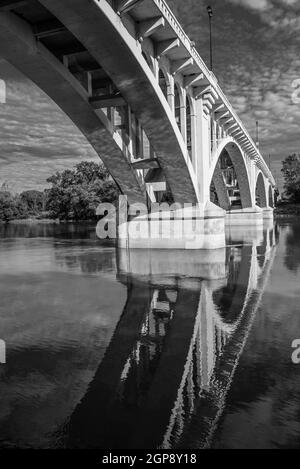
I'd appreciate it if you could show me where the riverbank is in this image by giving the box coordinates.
[0,218,59,225]
[274,203,300,217]
[0,218,97,224]
[2,205,299,224]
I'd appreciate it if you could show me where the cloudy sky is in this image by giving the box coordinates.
[1,0,300,193]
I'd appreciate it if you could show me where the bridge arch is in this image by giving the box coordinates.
[0,0,200,206]
[0,0,275,214]
[0,20,150,205]
[255,172,268,208]
[210,139,253,209]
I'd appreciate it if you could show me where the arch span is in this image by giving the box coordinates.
[0,2,200,206]
[38,0,199,205]
[256,172,268,208]
[210,140,253,210]
[0,11,147,205]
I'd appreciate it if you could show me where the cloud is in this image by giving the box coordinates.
[228,0,270,11]
[1,0,300,194]
[227,0,300,30]
[166,0,300,192]
[0,61,98,193]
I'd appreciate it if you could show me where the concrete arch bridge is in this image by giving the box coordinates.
[0,0,276,248]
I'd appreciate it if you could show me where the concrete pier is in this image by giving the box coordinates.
[118,202,226,250]
[225,206,264,226]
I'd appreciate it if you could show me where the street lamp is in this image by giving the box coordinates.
[207,6,213,71]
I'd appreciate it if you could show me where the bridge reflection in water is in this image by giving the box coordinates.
[66,223,277,449]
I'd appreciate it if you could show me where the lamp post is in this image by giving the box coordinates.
[256,120,259,148]
[207,6,213,71]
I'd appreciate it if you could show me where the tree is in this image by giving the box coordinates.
[14,196,29,219]
[281,154,300,203]
[45,161,119,220]
[0,191,28,222]
[0,191,15,222]
[20,190,44,215]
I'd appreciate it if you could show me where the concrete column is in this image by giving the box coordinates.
[262,181,274,220]
[137,121,143,158]
[153,57,159,82]
[216,122,220,144]
[212,117,217,152]
[195,98,211,204]
[127,105,133,159]
[167,74,175,113]
[250,160,257,205]
[180,88,187,143]
[190,100,197,172]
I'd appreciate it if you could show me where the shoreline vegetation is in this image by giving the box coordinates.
[0,161,119,224]
[0,218,97,224]
[275,203,300,217]
[1,201,300,225]
[1,154,300,224]
[0,218,59,224]
[1,206,299,225]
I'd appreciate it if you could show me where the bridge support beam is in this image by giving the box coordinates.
[225,206,264,226]
[118,202,226,250]
[194,98,211,205]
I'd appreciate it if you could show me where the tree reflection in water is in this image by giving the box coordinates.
[285,222,300,273]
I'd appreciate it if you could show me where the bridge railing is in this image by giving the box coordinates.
[152,0,275,187]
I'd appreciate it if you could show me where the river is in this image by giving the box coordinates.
[0,220,299,449]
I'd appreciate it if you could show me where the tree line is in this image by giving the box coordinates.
[0,161,119,222]
[1,154,300,222]
[281,154,300,203]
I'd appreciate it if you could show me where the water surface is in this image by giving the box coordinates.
[0,221,299,449]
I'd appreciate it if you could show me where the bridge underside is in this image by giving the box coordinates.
[0,0,275,249]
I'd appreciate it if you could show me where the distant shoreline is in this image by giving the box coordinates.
[1,206,299,225]
[0,218,96,225]
[0,218,58,225]
[275,203,300,217]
